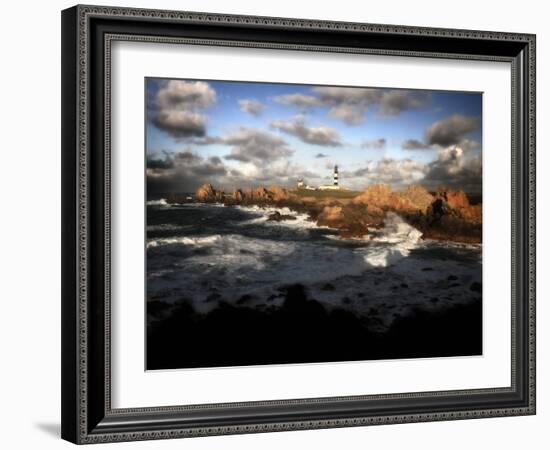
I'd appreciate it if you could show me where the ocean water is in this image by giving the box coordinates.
[146,201,482,331]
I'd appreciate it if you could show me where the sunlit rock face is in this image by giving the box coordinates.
[194,183,217,202]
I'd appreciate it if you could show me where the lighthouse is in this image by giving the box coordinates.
[318,165,343,191]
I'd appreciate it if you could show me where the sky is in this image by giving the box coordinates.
[145,78,482,194]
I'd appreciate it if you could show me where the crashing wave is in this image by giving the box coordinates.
[360,213,423,268]
[236,205,326,230]
[147,234,223,249]
[370,212,423,246]
[147,198,168,206]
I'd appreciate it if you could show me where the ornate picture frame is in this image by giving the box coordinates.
[61,4,536,444]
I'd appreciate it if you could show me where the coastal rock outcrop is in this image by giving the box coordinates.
[194,183,225,202]
[400,185,435,214]
[409,188,482,243]
[193,182,482,243]
[353,184,433,214]
[233,189,245,202]
[434,188,482,225]
[268,186,291,202]
[267,211,297,222]
[195,183,216,202]
[316,204,375,238]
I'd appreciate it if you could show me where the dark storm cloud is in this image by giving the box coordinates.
[402,138,431,150]
[361,138,386,150]
[270,117,342,147]
[147,149,228,193]
[146,128,327,193]
[147,149,209,173]
[341,143,481,192]
[149,80,216,138]
[238,99,265,116]
[426,114,479,147]
[422,146,482,193]
[174,151,202,163]
[147,151,174,170]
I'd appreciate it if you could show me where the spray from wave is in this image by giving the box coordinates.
[147,198,168,206]
[235,205,326,231]
[360,212,422,267]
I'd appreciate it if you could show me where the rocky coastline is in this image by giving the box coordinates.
[171,182,482,243]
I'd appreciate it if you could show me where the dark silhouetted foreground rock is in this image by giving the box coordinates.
[147,284,482,370]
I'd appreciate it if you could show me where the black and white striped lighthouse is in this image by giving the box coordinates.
[333,165,339,186]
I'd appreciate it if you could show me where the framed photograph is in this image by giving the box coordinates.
[61,4,536,444]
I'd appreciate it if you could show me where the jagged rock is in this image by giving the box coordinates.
[316,204,375,238]
[249,186,271,201]
[268,186,290,201]
[233,189,245,202]
[353,184,394,207]
[317,205,344,224]
[434,188,482,225]
[195,183,217,202]
[400,185,434,213]
[437,188,469,209]
[215,187,225,202]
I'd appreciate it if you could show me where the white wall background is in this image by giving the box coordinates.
[0,0,545,448]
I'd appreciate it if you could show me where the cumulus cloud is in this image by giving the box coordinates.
[270,116,342,147]
[313,86,383,106]
[456,139,481,153]
[426,114,479,147]
[339,157,426,190]
[147,147,322,193]
[239,99,264,116]
[151,110,207,138]
[272,93,322,108]
[349,156,426,187]
[379,90,430,116]
[402,138,431,150]
[327,104,365,125]
[199,128,294,164]
[422,146,482,192]
[156,80,216,109]
[274,87,430,125]
[361,138,386,150]
[313,86,382,125]
[338,144,481,192]
[149,80,216,138]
